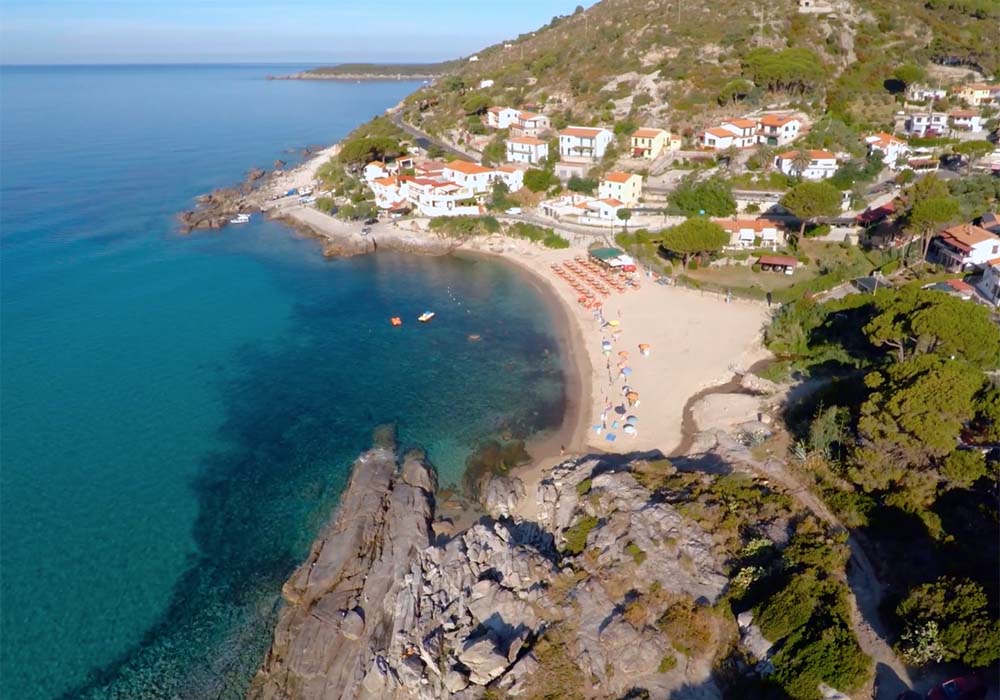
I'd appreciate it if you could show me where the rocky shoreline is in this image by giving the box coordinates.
[246,423,779,700]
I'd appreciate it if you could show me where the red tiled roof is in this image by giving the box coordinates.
[725,118,758,129]
[445,159,493,175]
[713,218,781,232]
[602,171,636,183]
[759,114,798,127]
[705,127,735,138]
[938,224,998,253]
[508,136,546,145]
[779,149,836,159]
[758,255,798,267]
[950,109,977,118]
[600,198,625,207]
[946,279,975,294]
[632,127,665,138]
[560,126,607,138]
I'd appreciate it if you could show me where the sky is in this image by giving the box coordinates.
[0,0,584,65]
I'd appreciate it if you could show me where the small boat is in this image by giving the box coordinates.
[390,317,402,327]
[418,311,435,323]
[229,214,251,224]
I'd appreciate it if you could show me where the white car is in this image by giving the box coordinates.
[506,207,522,215]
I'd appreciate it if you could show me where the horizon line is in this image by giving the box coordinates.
[0,60,443,68]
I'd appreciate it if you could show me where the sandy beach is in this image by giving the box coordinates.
[261,147,771,488]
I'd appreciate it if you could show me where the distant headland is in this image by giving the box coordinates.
[269,62,456,81]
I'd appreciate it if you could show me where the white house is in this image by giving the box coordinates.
[479,79,495,89]
[506,136,549,165]
[558,126,613,161]
[363,161,387,182]
[954,83,997,108]
[486,107,520,129]
[757,115,802,146]
[949,109,984,132]
[540,193,592,219]
[577,198,625,225]
[408,179,480,217]
[370,176,407,209]
[774,149,839,180]
[865,132,910,168]
[906,85,947,103]
[931,224,1000,271]
[715,218,785,250]
[511,111,551,138]
[904,112,949,137]
[701,127,737,150]
[975,257,1000,306]
[598,171,643,206]
[493,165,525,192]
[442,160,496,194]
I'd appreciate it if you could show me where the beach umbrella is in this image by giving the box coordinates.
[626,391,639,402]
[618,350,629,358]
[623,425,637,435]
[626,415,638,424]
[605,433,617,442]
[608,320,620,327]
[614,405,626,415]
[621,367,633,376]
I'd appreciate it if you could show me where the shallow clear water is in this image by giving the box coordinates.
[0,65,566,699]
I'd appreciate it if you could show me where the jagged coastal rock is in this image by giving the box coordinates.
[250,430,733,700]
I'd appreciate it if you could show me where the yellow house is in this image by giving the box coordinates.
[955,83,996,107]
[598,171,643,206]
[630,128,668,159]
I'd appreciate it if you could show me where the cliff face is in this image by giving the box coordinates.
[249,430,735,700]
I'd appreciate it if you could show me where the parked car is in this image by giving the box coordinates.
[364,217,379,225]
[505,207,522,215]
[926,675,987,700]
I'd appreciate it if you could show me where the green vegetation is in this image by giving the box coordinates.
[303,62,455,78]
[524,168,557,193]
[429,216,501,237]
[562,515,598,555]
[780,181,843,241]
[625,542,647,564]
[657,654,678,673]
[336,116,407,165]
[741,47,824,95]
[658,218,730,267]
[506,222,570,249]
[667,177,736,217]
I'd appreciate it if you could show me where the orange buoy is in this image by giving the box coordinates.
[390,317,402,326]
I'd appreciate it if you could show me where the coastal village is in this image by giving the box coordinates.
[178,2,1000,699]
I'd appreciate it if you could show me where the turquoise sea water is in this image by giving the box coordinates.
[0,65,566,699]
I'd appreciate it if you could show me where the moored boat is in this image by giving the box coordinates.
[417,311,435,323]
[229,213,251,224]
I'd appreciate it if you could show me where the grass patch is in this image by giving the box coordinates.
[625,542,647,565]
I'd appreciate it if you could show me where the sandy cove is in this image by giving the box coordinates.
[272,204,770,464]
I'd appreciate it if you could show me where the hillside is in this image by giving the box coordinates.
[398,0,998,136]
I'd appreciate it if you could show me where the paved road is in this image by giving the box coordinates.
[389,111,477,161]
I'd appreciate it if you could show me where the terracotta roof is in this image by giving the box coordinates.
[508,136,546,145]
[600,198,625,207]
[985,257,1000,267]
[938,224,998,253]
[373,176,398,186]
[946,279,975,294]
[487,106,506,113]
[705,127,735,138]
[950,109,977,118]
[602,171,637,183]
[758,255,798,266]
[962,83,994,91]
[632,127,666,138]
[725,118,758,129]
[560,126,608,138]
[496,165,522,173]
[779,149,836,160]
[867,132,905,148]
[445,159,494,175]
[713,218,781,232]
[759,114,798,127]
[519,111,546,121]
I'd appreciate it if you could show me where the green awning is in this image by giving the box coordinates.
[590,247,624,261]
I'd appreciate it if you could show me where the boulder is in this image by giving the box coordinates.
[458,632,510,685]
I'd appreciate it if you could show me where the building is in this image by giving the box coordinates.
[931,224,1000,271]
[904,112,949,137]
[701,127,738,150]
[955,83,997,108]
[975,258,1000,306]
[774,150,839,180]
[363,161,387,182]
[407,179,481,217]
[506,136,549,165]
[540,193,592,219]
[758,115,802,146]
[981,212,1000,235]
[756,254,798,274]
[576,198,626,224]
[442,160,496,194]
[492,165,525,192]
[949,110,984,132]
[630,128,668,159]
[486,107,520,130]
[719,118,760,148]
[510,111,551,138]
[479,79,494,89]
[906,85,948,103]
[598,171,643,206]
[558,126,613,161]
[415,160,447,179]
[715,218,785,250]
[865,132,910,168]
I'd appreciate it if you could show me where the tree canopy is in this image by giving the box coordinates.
[741,48,824,94]
[658,218,729,265]
[668,177,736,217]
[780,181,842,238]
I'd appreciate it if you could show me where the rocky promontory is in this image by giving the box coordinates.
[248,427,760,700]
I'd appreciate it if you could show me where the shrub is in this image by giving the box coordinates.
[575,478,592,496]
[880,258,901,275]
[657,597,714,656]
[752,263,762,272]
[562,515,599,555]
[657,654,678,673]
[315,197,336,214]
[754,571,826,641]
[625,542,647,565]
[688,259,699,270]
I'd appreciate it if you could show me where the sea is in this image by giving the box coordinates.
[0,64,567,700]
